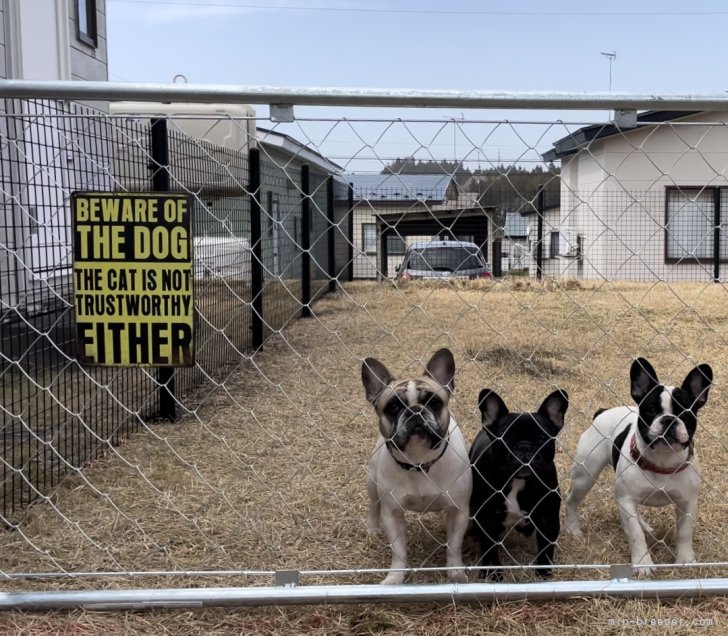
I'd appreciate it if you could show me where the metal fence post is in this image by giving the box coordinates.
[714,187,721,283]
[536,184,544,280]
[347,183,354,281]
[150,118,176,422]
[492,238,502,277]
[327,175,336,293]
[249,147,264,348]
[301,164,311,317]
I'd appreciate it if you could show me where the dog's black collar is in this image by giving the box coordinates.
[386,438,449,473]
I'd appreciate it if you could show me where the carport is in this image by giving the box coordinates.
[375,206,493,278]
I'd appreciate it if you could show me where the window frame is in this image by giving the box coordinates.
[266,191,280,238]
[362,223,377,255]
[76,0,98,48]
[549,231,560,259]
[664,186,723,264]
[386,233,407,257]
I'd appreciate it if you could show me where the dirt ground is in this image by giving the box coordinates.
[1,279,727,634]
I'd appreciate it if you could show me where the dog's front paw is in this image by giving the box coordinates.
[564,518,583,538]
[380,572,406,585]
[632,556,656,579]
[536,567,553,579]
[675,548,696,565]
[366,518,381,535]
[448,569,468,584]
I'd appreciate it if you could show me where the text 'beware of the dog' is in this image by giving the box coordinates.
[71,192,194,367]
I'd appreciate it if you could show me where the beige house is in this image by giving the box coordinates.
[348,173,492,278]
[542,111,728,282]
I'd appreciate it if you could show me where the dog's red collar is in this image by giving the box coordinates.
[629,434,693,474]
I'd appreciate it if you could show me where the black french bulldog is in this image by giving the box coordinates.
[469,388,568,580]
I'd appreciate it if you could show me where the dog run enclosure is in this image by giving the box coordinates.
[2,80,728,614]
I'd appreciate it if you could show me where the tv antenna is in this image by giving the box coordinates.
[600,51,616,91]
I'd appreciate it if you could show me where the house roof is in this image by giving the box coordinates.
[541,110,700,162]
[256,128,344,174]
[346,173,452,202]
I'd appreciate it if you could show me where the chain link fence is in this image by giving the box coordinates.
[1,87,728,614]
[0,99,351,525]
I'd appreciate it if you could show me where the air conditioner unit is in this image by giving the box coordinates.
[560,229,581,258]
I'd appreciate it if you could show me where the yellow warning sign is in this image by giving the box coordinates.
[72,192,194,366]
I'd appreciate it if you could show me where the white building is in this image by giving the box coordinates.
[1,0,109,313]
[542,110,728,282]
[1,0,107,83]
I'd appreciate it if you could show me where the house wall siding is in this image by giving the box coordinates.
[351,203,441,279]
[67,0,107,81]
[352,204,378,278]
[602,112,728,191]
[0,0,6,80]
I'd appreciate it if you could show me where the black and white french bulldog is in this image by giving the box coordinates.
[362,348,472,585]
[565,358,713,577]
[469,389,568,580]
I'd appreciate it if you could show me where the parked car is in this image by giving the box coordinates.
[396,240,491,281]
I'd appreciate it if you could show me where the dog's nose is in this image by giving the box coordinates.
[512,443,534,459]
[659,416,682,436]
[408,417,431,437]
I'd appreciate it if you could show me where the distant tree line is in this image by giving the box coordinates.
[381,158,561,222]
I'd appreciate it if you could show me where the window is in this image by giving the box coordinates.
[76,0,98,47]
[362,223,376,254]
[549,231,560,258]
[266,192,279,238]
[387,234,407,256]
[405,246,484,272]
[665,188,726,262]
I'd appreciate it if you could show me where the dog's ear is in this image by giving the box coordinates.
[426,348,456,394]
[538,390,569,431]
[478,389,508,428]
[631,358,659,404]
[362,357,393,404]
[681,364,713,411]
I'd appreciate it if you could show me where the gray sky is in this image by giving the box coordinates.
[106,0,728,172]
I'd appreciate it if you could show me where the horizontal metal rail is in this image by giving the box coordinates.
[5,561,728,580]
[3,80,728,110]
[1,579,728,611]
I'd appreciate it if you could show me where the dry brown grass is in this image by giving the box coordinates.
[2,278,728,634]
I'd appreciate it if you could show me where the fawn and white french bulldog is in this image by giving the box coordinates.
[362,348,472,584]
[565,358,712,577]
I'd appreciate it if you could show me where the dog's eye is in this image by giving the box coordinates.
[385,400,403,416]
[426,395,443,410]
[643,404,658,416]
